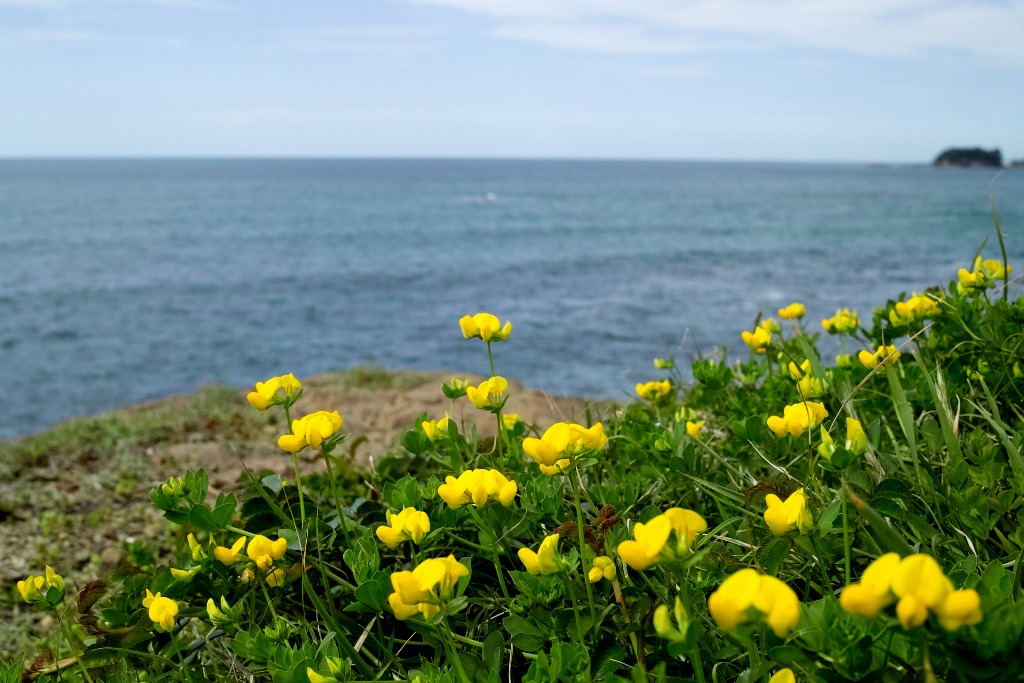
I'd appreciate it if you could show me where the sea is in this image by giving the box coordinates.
[1,159,1021,439]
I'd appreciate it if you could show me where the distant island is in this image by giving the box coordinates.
[933,147,1003,168]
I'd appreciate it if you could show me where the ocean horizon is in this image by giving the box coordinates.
[2,158,1021,439]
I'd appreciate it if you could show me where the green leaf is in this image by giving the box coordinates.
[503,615,547,653]
[353,571,390,612]
[757,536,789,575]
[187,504,220,533]
[482,629,504,675]
[844,484,914,557]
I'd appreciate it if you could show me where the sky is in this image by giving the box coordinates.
[1,0,1022,162]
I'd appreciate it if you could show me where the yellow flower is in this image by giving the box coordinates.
[617,515,671,571]
[266,567,288,587]
[636,379,672,401]
[246,373,302,410]
[685,420,704,438]
[522,421,608,471]
[890,554,953,630]
[653,357,674,369]
[187,533,206,561]
[143,589,179,632]
[764,488,813,535]
[206,596,235,625]
[787,359,811,380]
[376,507,431,549]
[821,308,859,334]
[388,555,469,621]
[278,410,343,453]
[663,508,708,553]
[466,376,508,410]
[676,405,698,422]
[588,556,616,583]
[459,312,512,342]
[889,294,940,326]
[858,344,900,370]
[707,569,800,637]
[213,536,246,565]
[653,596,690,642]
[766,401,828,438]
[421,416,451,441]
[17,566,65,604]
[796,375,828,400]
[935,589,983,631]
[760,318,781,334]
[437,469,517,509]
[247,534,288,571]
[502,413,520,429]
[778,303,805,320]
[741,326,772,353]
[959,257,1012,290]
[518,534,562,576]
[617,508,705,570]
[839,553,979,631]
[769,669,796,683]
[845,417,867,454]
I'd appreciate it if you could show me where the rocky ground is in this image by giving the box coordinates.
[0,368,604,659]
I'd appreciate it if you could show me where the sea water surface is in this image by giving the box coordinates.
[1,159,1022,438]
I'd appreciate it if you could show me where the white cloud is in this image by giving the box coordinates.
[399,0,1024,63]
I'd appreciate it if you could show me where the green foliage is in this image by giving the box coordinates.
[7,243,1024,682]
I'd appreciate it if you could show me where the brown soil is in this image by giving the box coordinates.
[0,369,601,659]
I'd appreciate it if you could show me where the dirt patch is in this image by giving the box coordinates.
[0,369,602,658]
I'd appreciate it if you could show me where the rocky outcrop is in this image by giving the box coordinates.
[933,147,1003,168]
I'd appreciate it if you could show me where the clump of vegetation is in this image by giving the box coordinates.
[5,245,1023,682]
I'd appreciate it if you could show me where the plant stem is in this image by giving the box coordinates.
[283,406,307,536]
[443,618,473,683]
[466,506,511,604]
[841,479,852,586]
[570,470,598,628]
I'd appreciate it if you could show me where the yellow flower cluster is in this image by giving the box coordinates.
[778,302,805,320]
[839,553,982,631]
[818,417,867,461]
[246,373,302,411]
[889,294,941,326]
[17,565,65,605]
[958,257,1012,290]
[787,350,827,400]
[617,508,707,570]
[707,568,800,637]
[858,344,900,370]
[459,312,512,342]
[635,379,672,402]
[388,555,469,620]
[766,401,828,438]
[821,308,859,334]
[518,534,561,575]
[437,468,517,509]
[522,421,608,475]
[466,376,508,410]
[588,556,616,583]
[278,410,343,453]
[143,589,179,632]
[376,507,430,549]
[741,325,772,353]
[763,488,813,536]
[421,415,451,441]
[213,534,288,585]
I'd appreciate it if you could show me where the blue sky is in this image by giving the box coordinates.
[1,0,1022,161]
